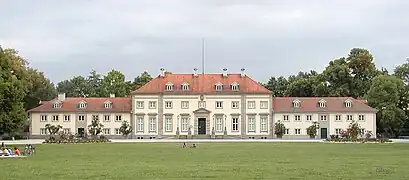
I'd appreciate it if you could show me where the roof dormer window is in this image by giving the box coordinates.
[215,83,223,91]
[231,82,239,91]
[182,83,189,91]
[53,102,61,108]
[345,100,352,107]
[104,101,112,108]
[165,82,173,91]
[292,99,300,108]
[318,99,326,108]
[78,101,87,109]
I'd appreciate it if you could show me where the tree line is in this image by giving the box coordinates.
[1,45,409,138]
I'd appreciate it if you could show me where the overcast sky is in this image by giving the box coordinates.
[1,0,409,83]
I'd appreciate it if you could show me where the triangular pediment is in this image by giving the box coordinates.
[193,108,211,114]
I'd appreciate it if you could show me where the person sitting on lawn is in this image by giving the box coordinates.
[190,144,197,148]
[14,147,21,156]
[182,142,187,148]
[2,148,10,156]
[0,148,4,156]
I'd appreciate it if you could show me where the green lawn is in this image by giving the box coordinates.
[1,142,409,179]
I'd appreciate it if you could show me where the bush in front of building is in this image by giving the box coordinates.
[274,120,286,138]
[43,133,110,144]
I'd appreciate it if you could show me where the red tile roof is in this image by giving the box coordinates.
[27,97,131,113]
[131,73,271,94]
[272,97,377,113]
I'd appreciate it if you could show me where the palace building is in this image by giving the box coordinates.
[27,68,377,139]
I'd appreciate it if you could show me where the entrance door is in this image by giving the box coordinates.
[78,128,85,137]
[320,128,328,139]
[198,118,206,135]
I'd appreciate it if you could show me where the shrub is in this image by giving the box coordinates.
[274,120,286,138]
[306,122,319,138]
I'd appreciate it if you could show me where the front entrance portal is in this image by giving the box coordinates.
[198,118,206,135]
[320,128,328,139]
[78,128,85,137]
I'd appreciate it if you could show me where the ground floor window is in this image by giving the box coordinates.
[335,128,342,135]
[232,117,239,131]
[137,117,144,132]
[260,116,268,132]
[295,128,301,135]
[181,117,189,132]
[165,117,173,132]
[63,128,70,134]
[248,117,255,132]
[284,128,289,135]
[115,128,120,135]
[40,128,47,135]
[216,116,223,132]
[149,117,157,132]
[103,128,111,135]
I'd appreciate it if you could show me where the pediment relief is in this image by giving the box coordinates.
[193,108,211,114]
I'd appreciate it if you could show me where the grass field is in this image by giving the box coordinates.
[1,142,409,179]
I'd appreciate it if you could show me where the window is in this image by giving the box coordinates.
[347,115,353,121]
[283,115,289,121]
[136,101,144,109]
[104,115,110,122]
[198,101,206,108]
[320,115,327,121]
[231,101,239,109]
[92,115,99,121]
[284,128,289,135]
[335,128,342,135]
[104,102,112,108]
[294,115,301,121]
[115,128,120,135]
[260,101,268,109]
[103,128,111,135]
[181,117,189,132]
[295,128,301,135]
[306,115,312,121]
[64,115,70,122]
[293,100,300,108]
[40,128,47,135]
[345,101,352,107]
[181,101,189,109]
[165,117,173,132]
[182,83,189,91]
[40,115,47,122]
[165,83,173,91]
[335,115,341,121]
[63,128,70,134]
[318,99,326,108]
[260,116,268,132]
[79,102,86,109]
[115,115,122,121]
[137,117,144,132]
[149,101,156,109]
[232,117,239,131]
[248,101,256,109]
[52,115,59,122]
[215,83,223,91]
[216,101,223,109]
[360,128,365,135]
[149,117,156,132]
[165,101,172,109]
[216,116,223,132]
[78,115,85,121]
[231,83,239,91]
[53,102,60,108]
[359,115,365,121]
[248,116,255,132]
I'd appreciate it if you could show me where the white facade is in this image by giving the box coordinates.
[132,94,272,138]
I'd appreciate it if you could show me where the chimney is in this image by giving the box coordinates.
[58,93,66,101]
[222,68,228,77]
[159,68,165,77]
[193,68,198,77]
[110,93,115,98]
[241,68,246,77]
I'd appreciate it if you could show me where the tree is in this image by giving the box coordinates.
[99,70,129,97]
[321,58,352,97]
[306,122,320,139]
[119,121,132,138]
[87,70,103,97]
[24,68,57,110]
[264,76,289,97]
[56,76,89,97]
[131,71,152,91]
[88,118,104,138]
[366,75,406,137]
[274,120,286,138]
[346,121,361,138]
[0,47,30,137]
[45,124,62,139]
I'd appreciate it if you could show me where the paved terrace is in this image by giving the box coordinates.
[2,139,409,145]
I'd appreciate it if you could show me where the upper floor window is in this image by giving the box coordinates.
[136,101,144,109]
[149,101,156,109]
[216,101,223,109]
[78,102,87,109]
[53,102,61,108]
[165,82,173,91]
[345,100,352,107]
[231,82,239,91]
[215,83,223,91]
[248,101,256,109]
[181,83,189,91]
[165,101,173,109]
[260,101,268,109]
[318,99,326,108]
[292,99,300,108]
[104,102,112,108]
